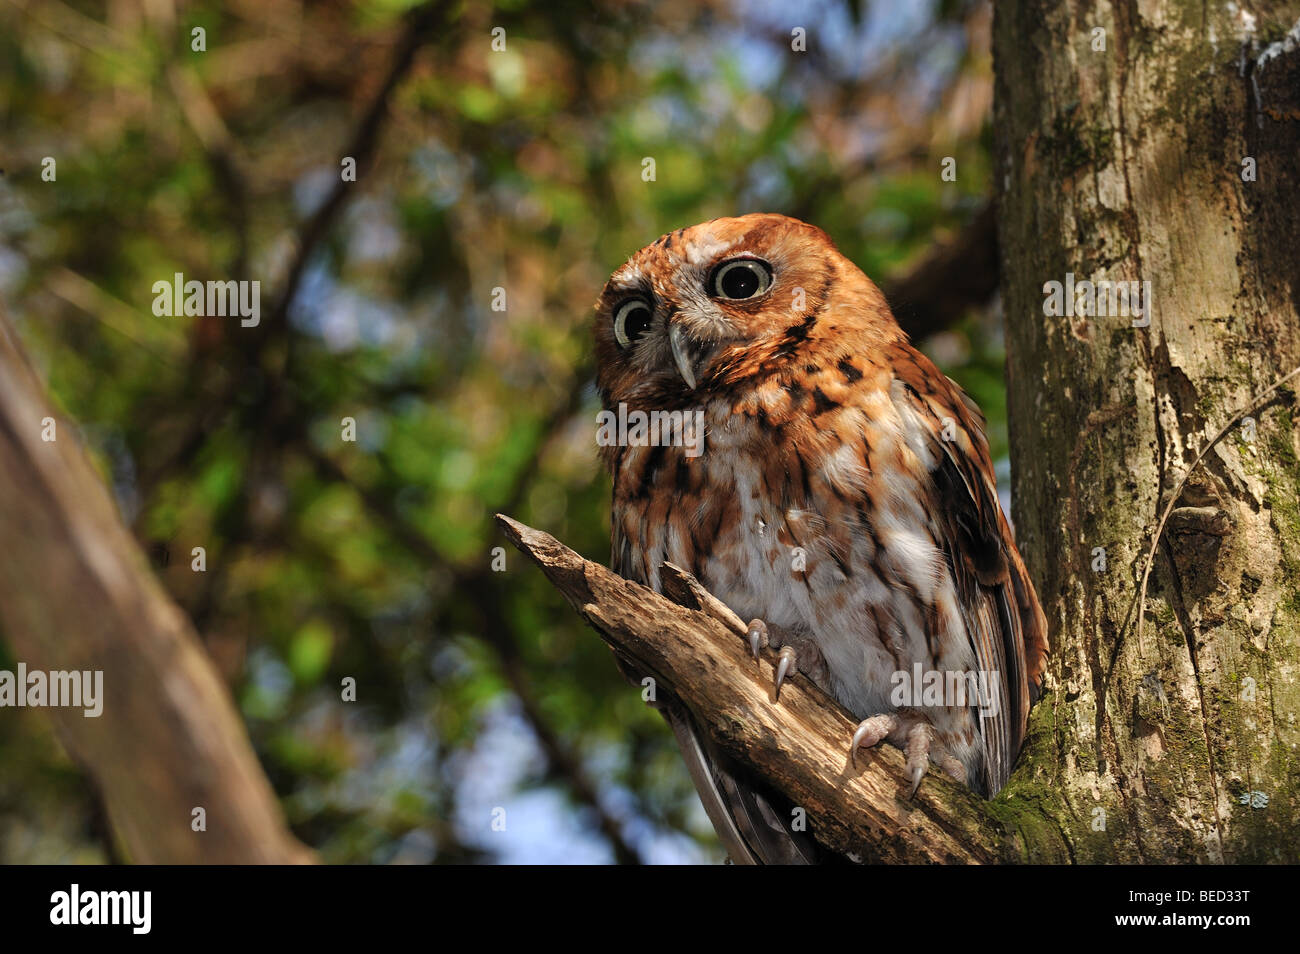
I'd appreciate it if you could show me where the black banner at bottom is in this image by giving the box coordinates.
[0,863,1275,940]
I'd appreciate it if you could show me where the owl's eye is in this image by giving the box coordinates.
[710,258,772,300]
[613,298,653,349]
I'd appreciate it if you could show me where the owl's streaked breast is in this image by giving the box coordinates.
[609,375,985,776]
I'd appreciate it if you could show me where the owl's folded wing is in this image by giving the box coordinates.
[892,356,1049,795]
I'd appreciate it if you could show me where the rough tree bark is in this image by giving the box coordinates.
[994,0,1300,861]
[0,308,312,863]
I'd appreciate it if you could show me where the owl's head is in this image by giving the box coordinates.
[593,213,895,408]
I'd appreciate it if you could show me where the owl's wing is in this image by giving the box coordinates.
[610,523,822,864]
[890,346,1049,795]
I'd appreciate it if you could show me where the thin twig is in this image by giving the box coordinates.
[133,1,446,505]
[266,0,446,335]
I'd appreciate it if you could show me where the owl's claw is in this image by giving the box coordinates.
[850,716,934,798]
[774,647,797,702]
[748,618,831,701]
[849,714,898,769]
[904,723,933,799]
[748,617,798,700]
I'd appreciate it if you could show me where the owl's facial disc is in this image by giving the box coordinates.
[598,226,795,401]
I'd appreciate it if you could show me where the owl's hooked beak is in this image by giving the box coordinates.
[668,323,698,390]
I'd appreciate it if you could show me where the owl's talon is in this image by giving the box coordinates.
[906,765,926,799]
[774,646,797,702]
[850,716,942,797]
[746,619,766,660]
[849,714,898,768]
[904,723,932,799]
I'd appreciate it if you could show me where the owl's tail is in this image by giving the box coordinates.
[659,692,832,865]
[611,645,832,863]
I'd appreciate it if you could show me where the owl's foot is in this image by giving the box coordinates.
[745,618,830,701]
[849,714,898,768]
[850,713,966,798]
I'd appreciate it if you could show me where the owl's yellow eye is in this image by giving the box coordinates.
[613,299,653,348]
[710,258,772,300]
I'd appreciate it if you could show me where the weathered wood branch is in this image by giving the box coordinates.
[0,310,312,863]
[496,514,1053,864]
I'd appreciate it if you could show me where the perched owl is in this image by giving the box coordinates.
[593,213,1048,864]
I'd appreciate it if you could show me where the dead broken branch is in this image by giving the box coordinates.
[495,513,1038,864]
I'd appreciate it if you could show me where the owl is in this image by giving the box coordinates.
[593,213,1048,864]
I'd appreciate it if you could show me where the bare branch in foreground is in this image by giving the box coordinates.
[496,514,1026,864]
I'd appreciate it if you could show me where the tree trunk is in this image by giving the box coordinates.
[0,308,313,864]
[993,0,1300,862]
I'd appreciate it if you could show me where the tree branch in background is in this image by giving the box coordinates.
[141,0,452,644]
[496,515,1039,864]
[134,1,448,504]
[267,0,447,338]
[883,201,998,341]
[0,308,313,864]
